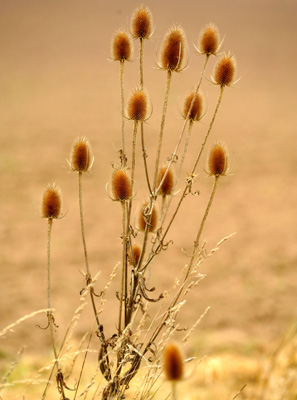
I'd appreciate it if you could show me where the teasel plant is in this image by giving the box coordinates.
[38,5,238,400]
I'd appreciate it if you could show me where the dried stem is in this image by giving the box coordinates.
[153,70,173,191]
[120,60,126,166]
[46,218,59,368]
[118,201,127,333]
[78,172,102,333]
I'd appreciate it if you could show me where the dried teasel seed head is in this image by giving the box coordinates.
[112,31,132,62]
[157,165,175,196]
[159,25,186,72]
[164,343,184,381]
[70,137,93,172]
[213,53,236,87]
[131,5,153,39]
[111,168,132,201]
[208,142,229,176]
[127,88,148,121]
[128,244,141,266]
[42,184,62,219]
[138,201,158,232]
[182,91,203,121]
[199,23,220,56]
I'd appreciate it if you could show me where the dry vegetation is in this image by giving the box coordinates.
[0,1,297,399]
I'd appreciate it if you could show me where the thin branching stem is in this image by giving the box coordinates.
[120,60,126,167]
[140,38,144,89]
[153,70,173,191]
[191,85,225,174]
[46,218,59,368]
[78,172,102,332]
[118,201,127,333]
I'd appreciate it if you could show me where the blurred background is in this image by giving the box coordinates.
[0,0,296,398]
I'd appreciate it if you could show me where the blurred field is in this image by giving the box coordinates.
[0,0,297,398]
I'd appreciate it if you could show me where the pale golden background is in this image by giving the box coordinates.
[0,0,296,396]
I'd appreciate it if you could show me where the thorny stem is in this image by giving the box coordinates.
[126,120,139,242]
[47,218,53,312]
[78,172,102,333]
[120,60,126,167]
[130,121,139,204]
[118,202,127,333]
[185,174,220,281]
[139,36,152,194]
[153,70,172,191]
[140,38,144,89]
[141,122,152,194]
[46,218,59,364]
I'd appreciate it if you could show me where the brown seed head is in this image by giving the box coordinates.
[183,91,203,121]
[157,165,175,196]
[70,137,93,172]
[128,244,141,266]
[199,23,220,55]
[159,25,186,72]
[42,184,62,219]
[208,142,229,176]
[111,168,132,201]
[112,31,132,61]
[213,53,236,87]
[138,201,157,232]
[131,5,153,39]
[127,88,148,121]
[164,343,184,381]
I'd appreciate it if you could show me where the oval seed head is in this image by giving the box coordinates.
[199,23,220,55]
[138,201,158,232]
[112,31,132,61]
[128,244,141,266]
[213,53,236,87]
[182,91,203,121]
[157,165,175,196]
[131,5,153,39]
[164,343,184,381]
[159,25,186,72]
[42,184,62,219]
[127,88,148,121]
[111,168,132,201]
[208,142,229,176]
[70,137,93,172]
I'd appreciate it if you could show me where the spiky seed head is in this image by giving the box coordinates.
[208,142,229,176]
[183,91,203,121]
[138,201,158,232]
[111,168,132,201]
[128,244,141,266]
[199,23,220,55]
[42,184,62,219]
[159,25,186,72]
[164,343,184,381]
[70,137,93,172]
[112,31,132,61]
[127,88,148,121]
[157,165,175,196]
[131,5,153,39]
[213,53,236,87]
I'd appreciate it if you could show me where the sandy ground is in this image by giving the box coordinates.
[0,0,296,380]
